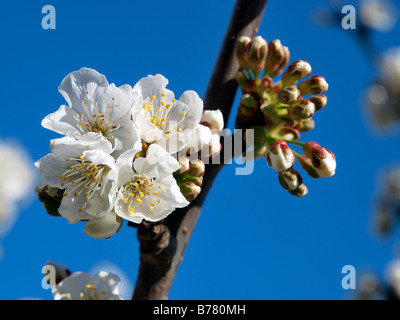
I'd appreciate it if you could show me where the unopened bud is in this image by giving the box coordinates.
[311,147,336,178]
[248,36,268,73]
[289,183,308,197]
[278,86,301,104]
[278,169,302,191]
[235,36,251,70]
[288,99,315,120]
[201,110,224,134]
[267,140,295,172]
[298,75,329,95]
[84,211,123,239]
[297,154,320,178]
[258,76,274,94]
[189,159,205,177]
[177,156,190,174]
[281,60,312,87]
[309,95,328,111]
[180,181,201,201]
[295,118,315,132]
[302,141,320,158]
[275,126,300,141]
[265,40,290,78]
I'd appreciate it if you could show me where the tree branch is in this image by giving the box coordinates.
[131,0,267,300]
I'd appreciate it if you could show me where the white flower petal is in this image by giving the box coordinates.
[134,144,181,179]
[41,105,82,139]
[58,68,108,115]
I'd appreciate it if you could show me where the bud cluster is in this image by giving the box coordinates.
[235,35,336,196]
[174,159,205,201]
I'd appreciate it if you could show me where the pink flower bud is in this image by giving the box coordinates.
[298,75,329,95]
[267,140,295,172]
[309,95,328,111]
[281,60,312,87]
[302,141,320,158]
[180,182,202,201]
[278,86,301,104]
[235,36,252,70]
[248,36,268,73]
[265,40,290,78]
[289,183,308,197]
[288,99,315,120]
[278,169,302,191]
[189,159,205,177]
[311,147,336,178]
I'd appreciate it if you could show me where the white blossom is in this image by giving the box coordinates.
[52,271,123,300]
[115,144,189,224]
[35,133,118,224]
[42,68,141,157]
[131,74,204,154]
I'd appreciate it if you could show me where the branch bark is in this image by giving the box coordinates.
[131,0,267,300]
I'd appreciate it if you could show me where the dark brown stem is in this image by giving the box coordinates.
[132,0,267,300]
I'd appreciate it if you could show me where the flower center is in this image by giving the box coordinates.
[72,92,121,141]
[121,174,166,214]
[60,155,109,213]
[142,94,186,139]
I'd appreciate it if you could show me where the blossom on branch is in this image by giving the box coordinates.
[36,68,224,238]
[52,271,123,300]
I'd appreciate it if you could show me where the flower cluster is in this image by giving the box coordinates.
[35,68,223,238]
[235,36,336,196]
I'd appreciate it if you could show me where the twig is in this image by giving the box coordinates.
[131,0,268,300]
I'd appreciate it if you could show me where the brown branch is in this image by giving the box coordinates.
[131,0,268,300]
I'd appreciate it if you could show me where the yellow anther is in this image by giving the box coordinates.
[181,111,186,117]
[161,93,166,97]
[151,95,156,100]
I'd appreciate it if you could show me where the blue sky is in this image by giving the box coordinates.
[1,0,400,300]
